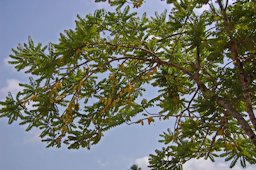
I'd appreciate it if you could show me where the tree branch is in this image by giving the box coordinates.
[230,40,256,131]
[192,67,256,145]
[215,96,256,145]
[217,0,256,131]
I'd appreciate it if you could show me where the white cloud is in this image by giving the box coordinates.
[135,156,150,170]
[134,156,256,170]
[0,79,40,143]
[0,79,37,111]
[0,79,23,99]
[185,158,230,170]
[3,57,17,71]
[184,158,256,170]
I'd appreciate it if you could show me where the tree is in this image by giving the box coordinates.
[0,0,255,169]
[129,164,142,170]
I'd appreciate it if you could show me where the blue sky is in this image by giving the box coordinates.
[0,1,255,170]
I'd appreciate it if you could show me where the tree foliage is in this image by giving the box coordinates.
[1,0,256,169]
[129,164,142,170]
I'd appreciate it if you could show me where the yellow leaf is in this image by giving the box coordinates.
[75,48,81,56]
[136,119,144,125]
[140,120,144,125]
[152,67,157,74]
[111,99,118,107]
[217,129,225,135]
[147,116,155,125]
[30,95,38,101]
[146,72,152,79]
[133,0,144,8]
[55,94,66,103]
[56,136,62,145]
[54,82,62,90]
[68,100,75,110]
[106,98,112,106]
[74,103,80,111]
[141,76,145,81]
[61,125,68,134]
[119,63,125,71]
[115,97,120,103]
[127,83,133,93]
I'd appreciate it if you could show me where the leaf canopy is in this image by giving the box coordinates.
[1,0,256,169]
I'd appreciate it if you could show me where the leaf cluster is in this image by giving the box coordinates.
[1,0,256,169]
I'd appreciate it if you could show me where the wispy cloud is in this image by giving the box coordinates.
[134,156,256,170]
[0,79,22,99]
[135,156,150,170]
[184,158,256,170]
[0,79,41,144]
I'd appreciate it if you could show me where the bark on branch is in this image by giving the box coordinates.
[217,0,256,131]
